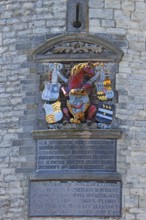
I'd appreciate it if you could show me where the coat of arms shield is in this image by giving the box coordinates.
[43,100,63,124]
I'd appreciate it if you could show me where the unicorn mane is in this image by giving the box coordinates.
[70,63,88,77]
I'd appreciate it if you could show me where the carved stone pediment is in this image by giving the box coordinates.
[31,33,124,62]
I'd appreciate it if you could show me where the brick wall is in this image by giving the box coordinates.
[0,0,146,219]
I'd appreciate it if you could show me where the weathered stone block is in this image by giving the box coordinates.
[22,2,34,9]
[46,19,66,27]
[106,28,126,35]
[16,43,32,50]
[122,1,135,11]
[102,19,115,28]
[136,2,146,11]
[89,9,113,19]
[19,147,35,156]
[129,39,145,52]
[89,26,105,33]
[90,19,101,27]
[29,20,46,28]
[105,0,121,9]
[33,28,49,34]
[89,0,104,8]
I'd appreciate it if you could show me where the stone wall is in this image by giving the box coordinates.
[0,0,146,219]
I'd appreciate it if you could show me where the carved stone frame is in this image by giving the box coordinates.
[31,33,124,62]
[31,33,124,133]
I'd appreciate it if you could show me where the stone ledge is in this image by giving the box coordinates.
[30,170,121,181]
[32,129,122,139]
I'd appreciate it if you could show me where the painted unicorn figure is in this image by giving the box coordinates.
[62,62,99,124]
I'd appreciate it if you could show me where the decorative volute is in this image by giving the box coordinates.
[31,33,124,62]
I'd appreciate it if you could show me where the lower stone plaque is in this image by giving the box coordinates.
[29,180,122,217]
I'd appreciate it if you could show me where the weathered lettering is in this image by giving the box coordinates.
[29,181,121,217]
[37,139,116,171]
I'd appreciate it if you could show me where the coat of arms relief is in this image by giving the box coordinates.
[31,34,123,129]
[41,62,115,130]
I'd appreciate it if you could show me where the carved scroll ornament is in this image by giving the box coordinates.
[51,42,105,54]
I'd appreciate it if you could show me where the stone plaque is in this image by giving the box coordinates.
[37,139,116,171]
[29,181,122,217]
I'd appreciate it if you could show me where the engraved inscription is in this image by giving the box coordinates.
[37,139,116,171]
[29,181,121,217]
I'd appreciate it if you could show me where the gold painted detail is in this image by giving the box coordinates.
[46,114,55,124]
[52,100,61,113]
